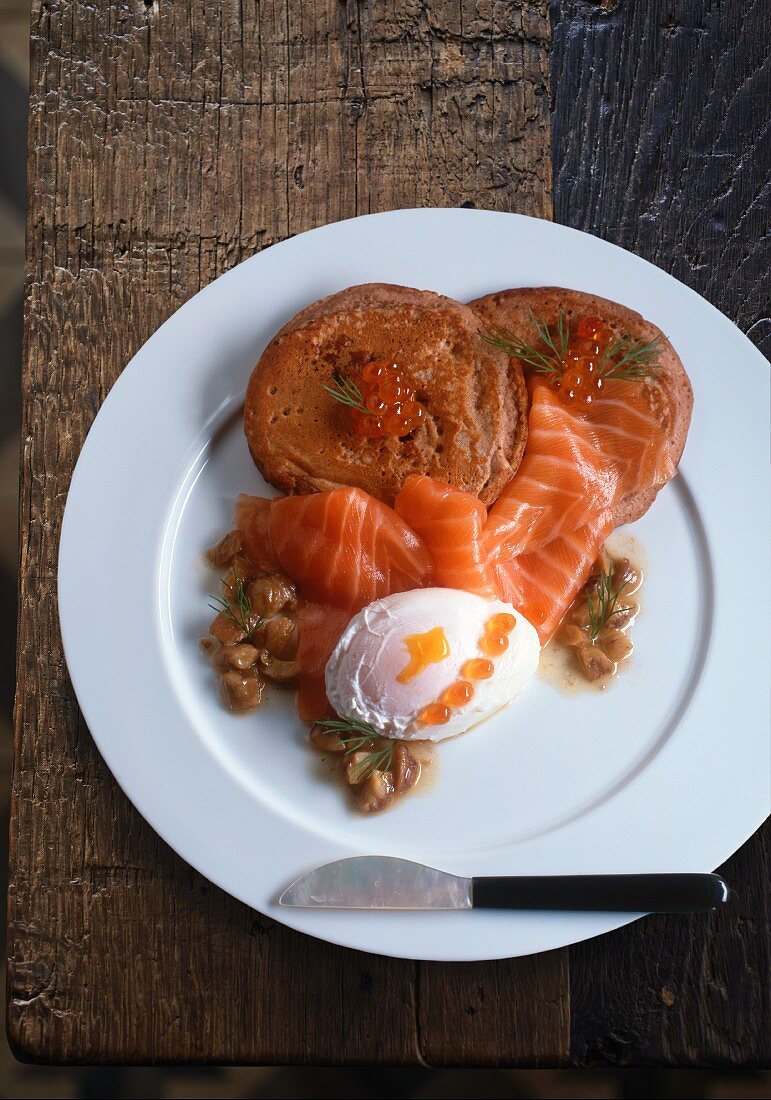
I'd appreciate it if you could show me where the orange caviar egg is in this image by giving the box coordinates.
[578,316,613,345]
[577,315,602,339]
[379,380,403,403]
[568,337,600,359]
[362,359,394,383]
[461,657,495,680]
[417,702,452,727]
[526,603,549,626]
[360,416,386,437]
[480,632,509,656]
[441,680,474,707]
[383,412,411,435]
[562,368,584,391]
[574,355,596,376]
[365,391,387,414]
[402,401,424,424]
[349,359,424,439]
[486,612,517,634]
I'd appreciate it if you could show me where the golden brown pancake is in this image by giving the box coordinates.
[245,284,528,505]
[468,287,693,525]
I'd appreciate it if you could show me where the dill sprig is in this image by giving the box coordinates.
[315,717,396,781]
[482,309,663,382]
[586,566,633,641]
[481,308,568,376]
[208,571,265,641]
[322,373,375,416]
[597,332,664,381]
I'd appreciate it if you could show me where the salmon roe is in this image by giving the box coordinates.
[487,612,517,635]
[441,680,475,707]
[416,615,519,727]
[479,612,517,655]
[417,702,452,727]
[542,315,615,406]
[524,602,549,627]
[480,632,509,656]
[461,657,495,681]
[352,360,424,439]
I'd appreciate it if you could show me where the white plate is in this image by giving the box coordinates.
[58,209,770,961]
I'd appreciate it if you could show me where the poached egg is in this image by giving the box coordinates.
[325,588,540,741]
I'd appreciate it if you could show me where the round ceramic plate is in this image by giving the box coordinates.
[59,209,770,961]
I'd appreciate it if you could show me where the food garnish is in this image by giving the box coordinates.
[461,657,495,680]
[597,332,665,381]
[482,309,663,404]
[323,361,424,438]
[558,556,641,684]
[482,309,569,377]
[322,373,374,417]
[208,571,265,642]
[314,716,396,782]
[585,565,633,641]
[416,702,452,727]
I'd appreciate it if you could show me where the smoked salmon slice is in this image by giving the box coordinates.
[493,519,615,640]
[485,377,673,639]
[394,474,497,595]
[237,487,433,613]
[234,494,277,569]
[296,602,351,722]
[484,385,617,559]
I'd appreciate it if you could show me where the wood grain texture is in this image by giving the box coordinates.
[9,0,557,1065]
[552,0,770,1067]
[552,0,770,356]
[418,952,570,1066]
[9,0,769,1067]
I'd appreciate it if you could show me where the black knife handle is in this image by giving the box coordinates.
[471,874,729,913]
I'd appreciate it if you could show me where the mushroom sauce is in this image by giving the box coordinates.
[549,547,642,689]
[201,530,300,713]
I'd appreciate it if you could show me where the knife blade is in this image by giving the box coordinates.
[278,856,730,912]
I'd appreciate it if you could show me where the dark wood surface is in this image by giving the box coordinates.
[552,0,770,1067]
[7,0,769,1066]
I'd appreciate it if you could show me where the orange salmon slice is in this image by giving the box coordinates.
[485,379,675,638]
[394,474,497,595]
[237,486,434,613]
[295,602,351,723]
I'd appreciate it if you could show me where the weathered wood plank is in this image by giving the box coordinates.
[417,952,570,1066]
[552,0,770,355]
[569,832,771,1068]
[552,0,771,1066]
[9,0,554,1064]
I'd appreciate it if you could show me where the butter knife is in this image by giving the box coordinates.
[279,856,729,912]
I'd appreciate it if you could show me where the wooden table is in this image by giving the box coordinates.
[9,0,770,1066]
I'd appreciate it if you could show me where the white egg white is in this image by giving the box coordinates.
[324,588,540,741]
